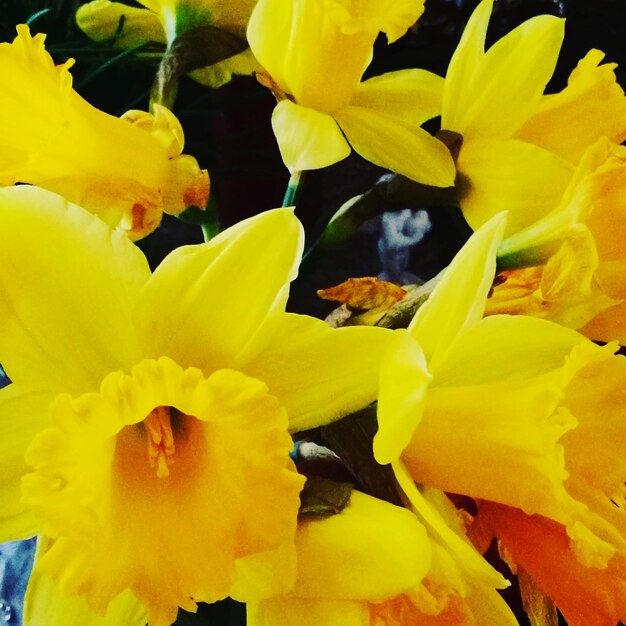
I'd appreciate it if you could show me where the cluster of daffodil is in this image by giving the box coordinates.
[0,0,625,625]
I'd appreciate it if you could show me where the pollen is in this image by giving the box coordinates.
[144,406,176,478]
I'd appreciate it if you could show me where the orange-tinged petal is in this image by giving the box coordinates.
[516,49,626,164]
[248,597,368,626]
[271,100,351,172]
[476,503,626,626]
[0,186,148,395]
[335,104,455,187]
[134,208,303,374]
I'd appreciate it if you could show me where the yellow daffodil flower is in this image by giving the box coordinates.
[0,186,392,626]
[375,212,626,622]
[76,0,259,88]
[491,137,626,343]
[247,489,516,625]
[442,0,626,237]
[246,0,456,186]
[0,25,209,240]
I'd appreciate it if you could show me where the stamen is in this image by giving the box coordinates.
[144,406,176,478]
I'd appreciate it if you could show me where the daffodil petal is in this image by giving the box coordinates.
[435,315,588,387]
[393,462,508,589]
[290,491,430,600]
[408,213,506,374]
[517,50,626,164]
[450,11,564,138]
[25,541,147,626]
[374,330,431,465]
[458,138,574,234]
[0,385,52,541]
[335,105,455,187]
[441,0,493,130]
[239,313,392,432]
[271,100,351,172]
[352,69,444,125]
[248,598,368,626]
[76,0,166,48]
[0,186,148,395]
[134,208,303,373]
[190,48,260,88]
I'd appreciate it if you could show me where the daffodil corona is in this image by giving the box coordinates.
[246,0,455,186]
[0,26,209,240]
[0,186,391,626]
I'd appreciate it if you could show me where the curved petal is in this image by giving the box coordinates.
[76,0,166,48]
[335,105,455,187]
[394,462,508,589]
[189,48,260,88]
[352,69,444,125]
[374,330,431,465]
[134,208,303,373]
[238,313,392,432]
[290,491,430,601]
[450,12,564,138]
[0,186,148,395]
[271,100,350,172]
[458,138,574,235]
[517,50,626,164]
[441,0,493,130]
[0,385,53,541]
[408,213,506,374]
[25,541,147,626]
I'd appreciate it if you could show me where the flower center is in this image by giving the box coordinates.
[143,406,177,478]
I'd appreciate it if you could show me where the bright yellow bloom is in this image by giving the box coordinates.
[246,0,455,186]
[375,213,626,620]
[247,489,515,625]
[491,137,626,343]
[0,186,392,626]
[442,0,626,237]
[0,25,209,240]
[76,0,259,87]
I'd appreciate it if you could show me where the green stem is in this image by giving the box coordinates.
[282,171,304,207]
[199,194,220,242]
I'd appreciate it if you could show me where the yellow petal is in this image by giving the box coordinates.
[446,7,564,138]
[0,186,148,395]
[458,137,574,234]
[374,330,431,465]
[290,491,431,600]
[248,598,368,626]
[134,208,303,373]
[22,357,303,626]
[394,462,508,589]
[408,213,506,374]
[25,540,147,626]
[441,0,493,131]
[271,100,351,172]
[352,68,444,125]
[239,313,392,432]
[516,49,626,164]
[0,385,52,541]
[189,48,260,88]
[247,0,373,111]
[76,0,166,48]
[335,105,455,187]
